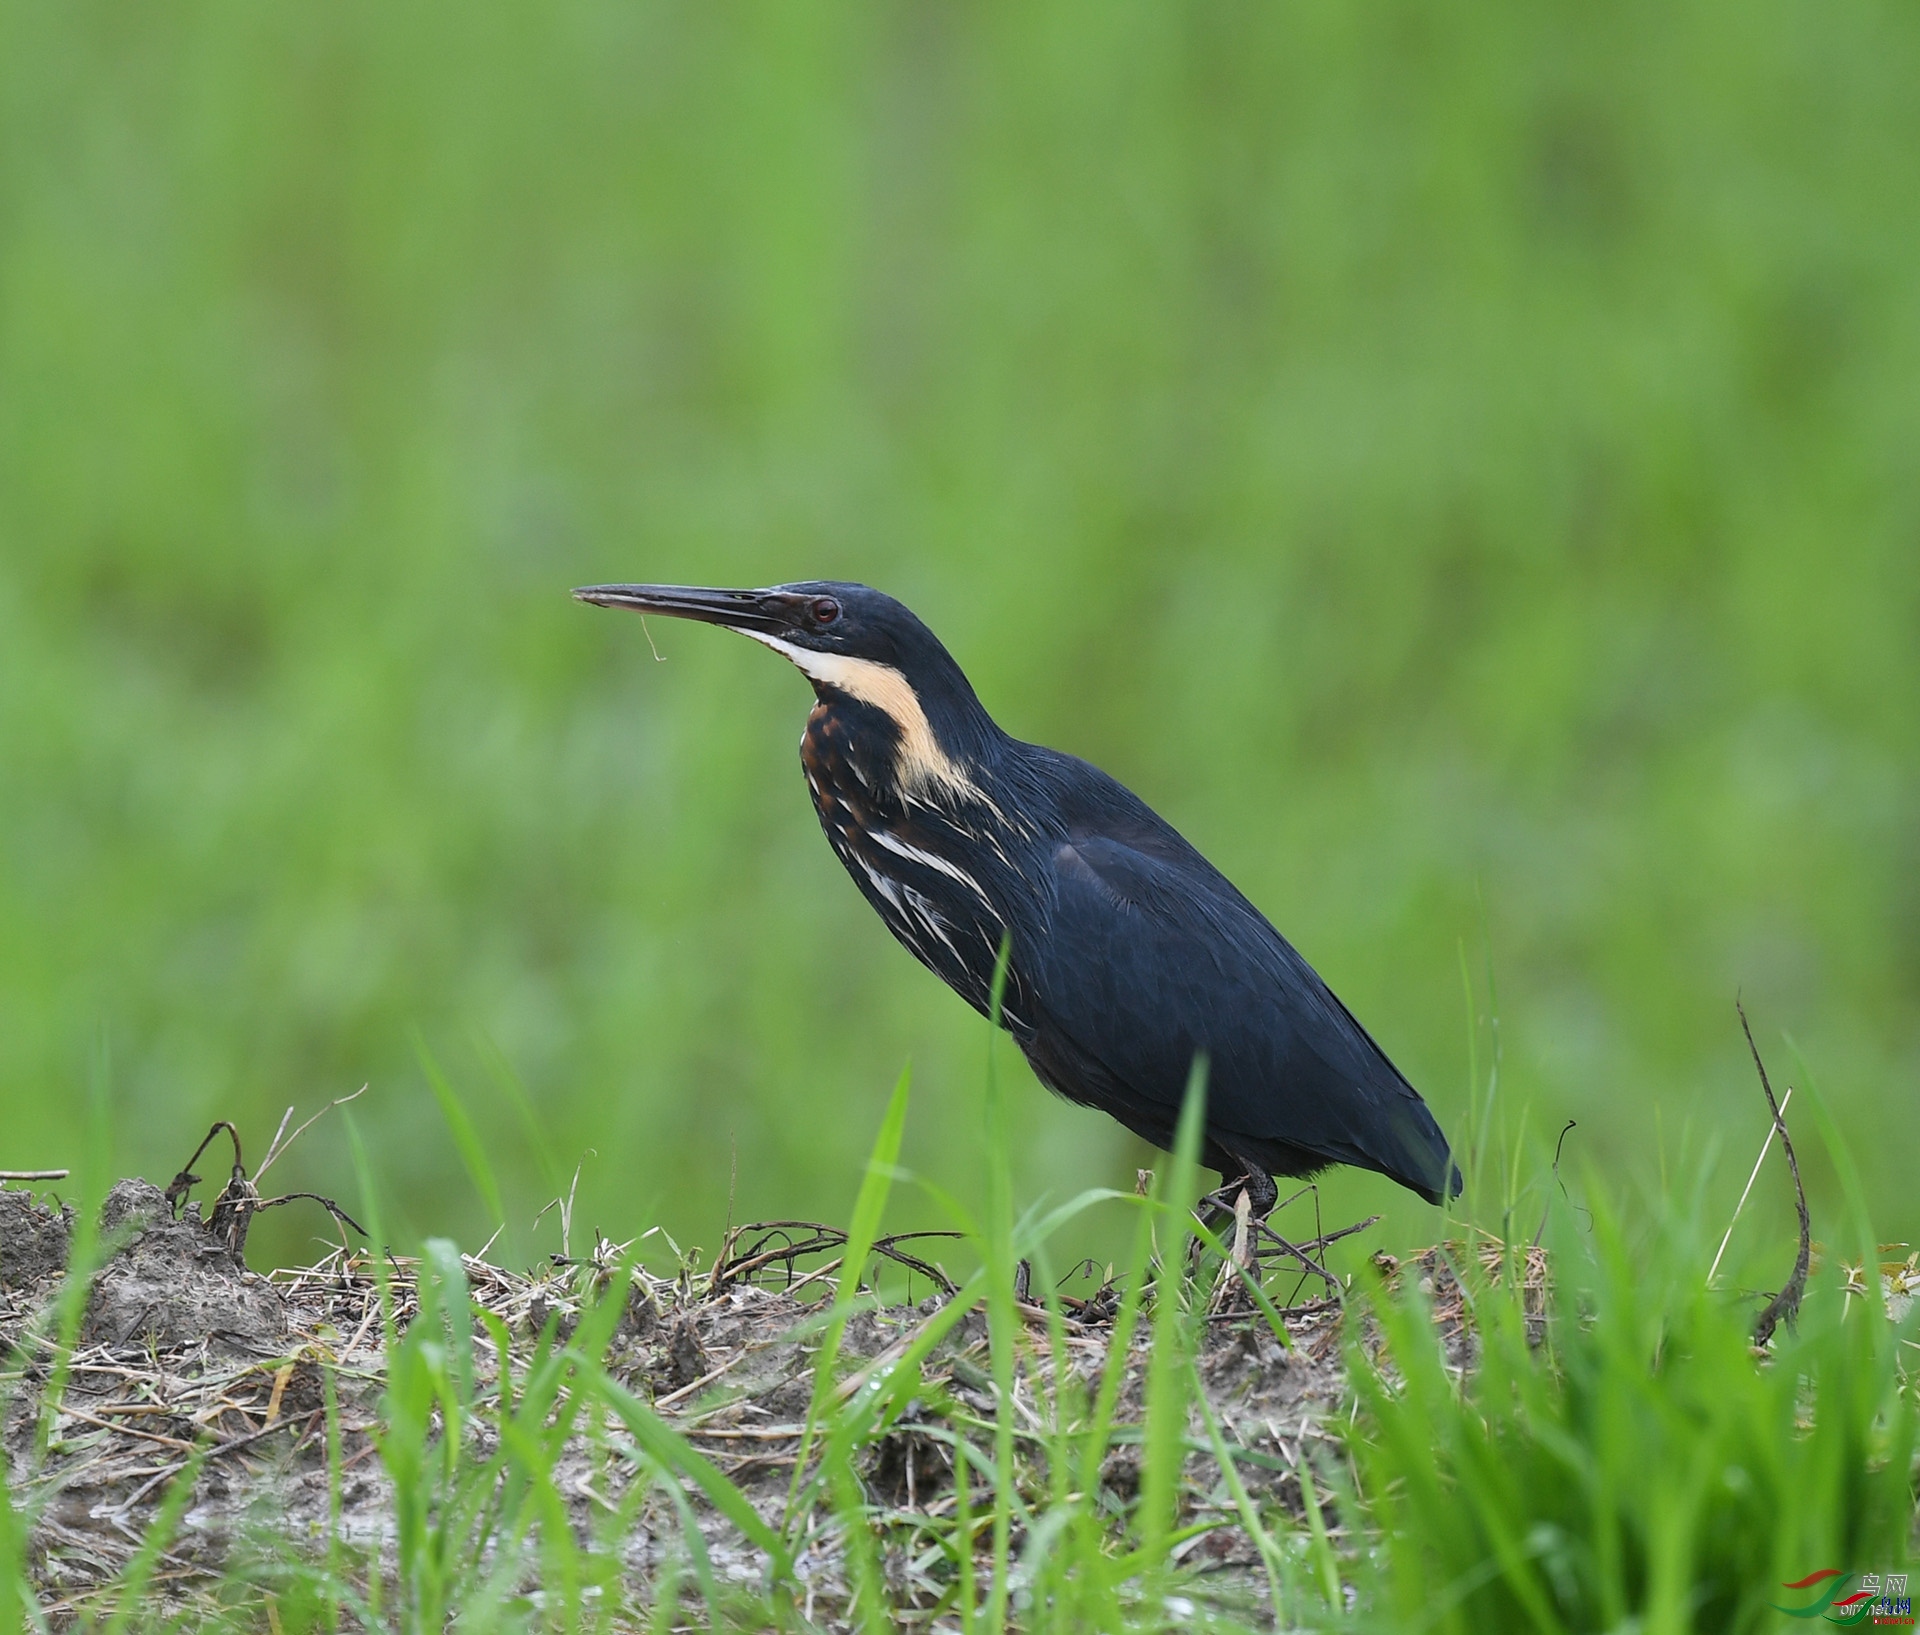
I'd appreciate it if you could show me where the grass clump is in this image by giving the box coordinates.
[1346,1195,1914,1635]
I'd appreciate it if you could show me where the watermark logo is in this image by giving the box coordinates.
[1771,1570,1913,1626]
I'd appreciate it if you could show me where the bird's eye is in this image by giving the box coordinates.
[812,598,841,626]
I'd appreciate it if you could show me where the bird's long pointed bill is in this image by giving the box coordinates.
[572,583,785,631]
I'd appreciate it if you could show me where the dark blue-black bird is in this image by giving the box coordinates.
[575,580,1460,1211]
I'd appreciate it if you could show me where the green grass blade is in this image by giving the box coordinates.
[797,1067,913,1627]
[1295,1447,1344,1615]
[414,1032,506,1232]
[321,1361,345,1634]
[954,1421,978,1635]
[826,1065,911,1366]
[1190,1358,1291,1628]
[1138,1058,1207,1593]
[785,1065,911,1531]
[341,1109,390,1297]
[340,1108,406,1628]
[419,1237,476,1413]
[96,1450,206,1635]
[32,1051,112,1467]
[473,1030,565,1198]
[645,1556,684,1635]
[0,1453,16,1635]
[1075,1191,1157,1514]
[1185,1214,1294,1349]
[981,934,1018,1635]
[658,1475,724,1626]
[596,1374,790,1572]
[0,1436,46,1635]
[1023,1234,1079,1620]
[562,1251,635,1376]
[1783,1038,1880,1272]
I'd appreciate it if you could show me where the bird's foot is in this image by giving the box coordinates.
[1197,1171,1273,1229]
[1195,1182,1238,1226]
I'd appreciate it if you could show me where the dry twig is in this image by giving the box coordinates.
[1739,1002,1811,1347]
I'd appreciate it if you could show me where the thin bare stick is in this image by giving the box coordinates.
[1533,1120,1580,1249]
[1245,1222,1342,1293]
[1707,1085,1793,1288]
[166,1124,244,1215]
[256,1107,296,1178]
[254,1086,368,1185]
[1254,1215,1380,1258]
[251,1192,369,1241]
[707,1219,961,1297]
[0,1170,69,1182]
[874,1231,963,1297]
[1738,1001,1811,1346]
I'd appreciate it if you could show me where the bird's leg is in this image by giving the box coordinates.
[1190,1185,1231,1284]
[1229,1164,1275,1278]
[1203,1187,1261,1316]
[1196,1163,1278,1298]
[1227,1165,1343,1299]
[1238,1164,1279,1219]
[1198,1162,1274,1228]
[1192,1180,1247,1283]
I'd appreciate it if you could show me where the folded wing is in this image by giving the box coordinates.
[1017,809,1457,1202]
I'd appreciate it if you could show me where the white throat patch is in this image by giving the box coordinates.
[738,630,982,802]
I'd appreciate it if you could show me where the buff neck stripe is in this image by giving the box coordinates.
[737,631,983,802]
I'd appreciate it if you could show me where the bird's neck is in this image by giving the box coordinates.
[801,677,1000,812]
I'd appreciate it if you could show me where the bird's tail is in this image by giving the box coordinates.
[1375,1100,1462,1205]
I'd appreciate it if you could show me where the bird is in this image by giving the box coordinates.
[574,580,1461,1213]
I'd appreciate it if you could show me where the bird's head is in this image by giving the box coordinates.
[573,580,926,667]
[574,580,997,800]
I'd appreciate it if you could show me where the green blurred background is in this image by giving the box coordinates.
[2,3,1915,1275]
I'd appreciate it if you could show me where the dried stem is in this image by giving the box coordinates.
[1738,1001,1810,1347]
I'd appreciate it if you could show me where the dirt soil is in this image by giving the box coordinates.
[0,1175,1526,1624]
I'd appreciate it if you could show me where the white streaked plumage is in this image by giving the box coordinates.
[899,882,965,964]
[869,827,993,905]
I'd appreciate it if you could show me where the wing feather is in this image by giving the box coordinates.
[1020,820,1451,1194]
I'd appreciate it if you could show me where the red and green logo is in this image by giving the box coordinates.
[1771,1570,1881,1624]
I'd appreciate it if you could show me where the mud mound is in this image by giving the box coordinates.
[83,1180,285,1354]
[0,1187,71,1294]
[0,1179,285,1359]
[2,1171,1546,1625]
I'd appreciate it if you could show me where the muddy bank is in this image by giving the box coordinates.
[0,1175,1520,1624]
